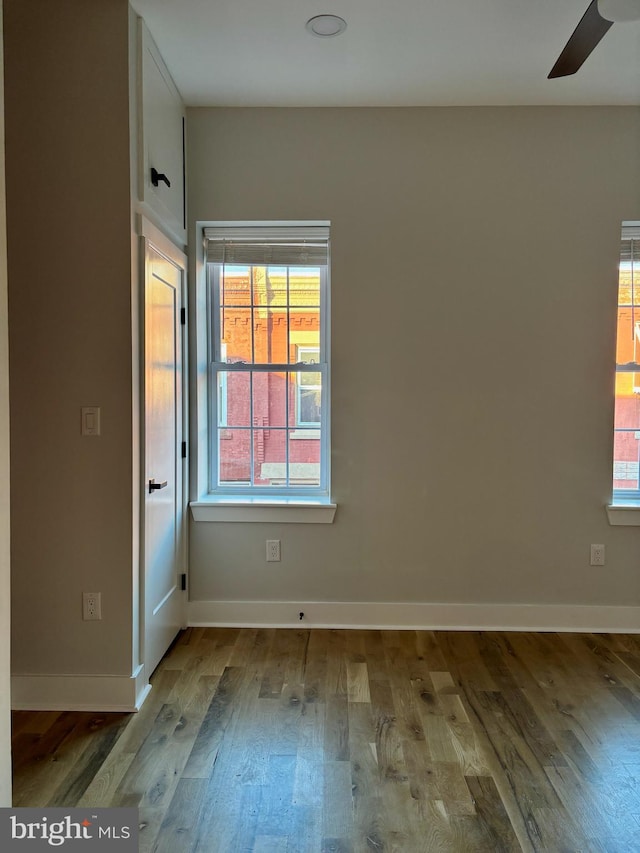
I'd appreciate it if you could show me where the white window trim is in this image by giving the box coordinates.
[209,263,328,496]
[189,221,335,522]
[191,497,337,524]
[606,503,640,526]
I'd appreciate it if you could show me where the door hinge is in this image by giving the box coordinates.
[180,307,186,325]
[181,441,187,458]
[180,573,187,591]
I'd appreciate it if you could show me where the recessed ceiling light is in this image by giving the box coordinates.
[305,14,347,37]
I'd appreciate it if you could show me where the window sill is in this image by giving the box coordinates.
[606,503,640,526]
[190,497,337,524]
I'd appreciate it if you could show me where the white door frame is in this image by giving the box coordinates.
[138,216,188,686]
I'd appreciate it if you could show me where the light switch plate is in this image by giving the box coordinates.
[81,406,101,436]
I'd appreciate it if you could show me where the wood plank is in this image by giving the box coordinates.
[409,797,457,851]
[415,630,449,671]
[363,630,389,681]
[437,631,499,692]
[321,838,354,853]
[402,738,441,801]
[430,671,457,695]
[182,665,252,780]
[253,836,289,853]
[346,662,371,704]
[323,760,353,839]
[465,774,522,852]
[325,629,349,696]
[153,777,206,853]
[11,710,60,737]
[76,750,137,809]
[324,693,349,762]
[47,714,130,806]
[13,713,124,808]
[303,628,329,704]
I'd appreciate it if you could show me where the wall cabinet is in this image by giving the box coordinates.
[138,22,186,245]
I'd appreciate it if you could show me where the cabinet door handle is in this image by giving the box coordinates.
[148,479,168,493]
[150,167,171,188]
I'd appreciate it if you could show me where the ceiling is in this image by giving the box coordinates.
[129,0,640,107]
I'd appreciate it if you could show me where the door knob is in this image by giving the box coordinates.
[148,479,168,494]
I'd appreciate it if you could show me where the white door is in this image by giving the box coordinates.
[144,240,184,677]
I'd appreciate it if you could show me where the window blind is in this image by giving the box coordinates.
[621,224,640,264]
[205,225,330,267]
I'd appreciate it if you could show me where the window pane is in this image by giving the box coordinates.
[252,266,287,307]
[253,309,289,364]
[221,266,251,307]
[295,347,320,367]
[288,430,321,487]
[255,429,286,486]
[299,388,321,424]
[300,371,322,387]
[290,334,320,364]
[252,371,287,428]
[289,307,320,363]
[613,431,640,491]
[252,266,289,365]
[613,371,640,491]
[218,428,251,486]
[615,307,639,365]
[221,308,252,363]
[290,268,320,307]
[291,370,322,427]
[617,263,640,306]
[614,373,640,429]
[222,371,251,427]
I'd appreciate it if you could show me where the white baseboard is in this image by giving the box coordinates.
[187,600,640,633]
[11,664,151,712]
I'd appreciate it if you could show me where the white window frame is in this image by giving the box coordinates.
[612,222,640,507]
[608,221,640,525]
[205,223,331,500]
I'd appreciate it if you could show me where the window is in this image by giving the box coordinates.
[206,224,330,497]
[613,223,640,503]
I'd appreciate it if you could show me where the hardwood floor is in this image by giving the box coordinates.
[11,628,640,852]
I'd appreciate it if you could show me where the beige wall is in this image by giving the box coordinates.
[188,106,640,608]
[5,0,135,676]
[0,0,12,806]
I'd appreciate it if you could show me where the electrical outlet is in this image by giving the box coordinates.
[590,544,605,566]
[266,540,281,562]
[83,592,102,620]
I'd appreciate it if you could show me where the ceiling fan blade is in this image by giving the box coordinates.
[548,0,613,78]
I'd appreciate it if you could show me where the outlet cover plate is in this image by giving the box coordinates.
[82,591,102,620]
